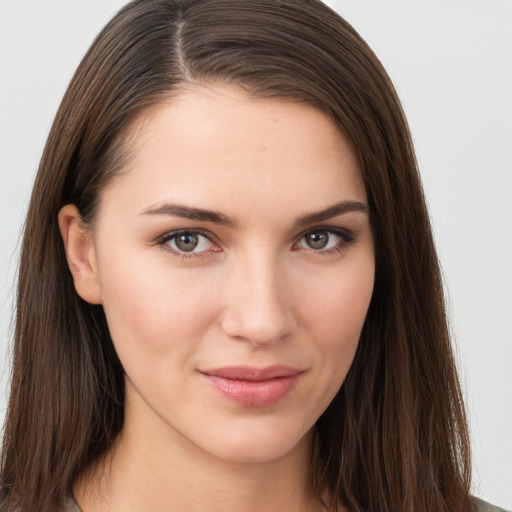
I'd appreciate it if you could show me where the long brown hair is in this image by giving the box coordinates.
[1,1,472,511]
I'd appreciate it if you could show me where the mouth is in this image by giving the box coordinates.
[199,365,304,408]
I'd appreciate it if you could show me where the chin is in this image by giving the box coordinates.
[199,424,312,465]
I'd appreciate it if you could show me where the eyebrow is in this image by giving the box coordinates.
[141,200,369,228]
[141,203,237,227]
[294,200,369,227]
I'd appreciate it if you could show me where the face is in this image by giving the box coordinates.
[74,85,374,464]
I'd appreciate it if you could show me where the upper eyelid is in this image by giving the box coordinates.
[295,225,354,241]
[292,227,355,256]
[156,229,218,259]
[157,228,216,243]
[156,225,354,250]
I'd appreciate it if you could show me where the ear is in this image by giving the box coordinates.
[58,204,102,304]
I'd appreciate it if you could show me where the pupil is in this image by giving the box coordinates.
[306,232,328,249]
[175,233,199,252]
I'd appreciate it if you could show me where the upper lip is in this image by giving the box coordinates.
[200,365,303,382]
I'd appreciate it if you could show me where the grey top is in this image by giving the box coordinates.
[65,497,82,512]
[473,497,510,512]
[65,495,510,511]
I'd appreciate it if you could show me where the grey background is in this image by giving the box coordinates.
[1,1,511,508]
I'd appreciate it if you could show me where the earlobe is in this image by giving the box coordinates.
[58,204,102,304]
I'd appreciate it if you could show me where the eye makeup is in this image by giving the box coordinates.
[155,225,357,260]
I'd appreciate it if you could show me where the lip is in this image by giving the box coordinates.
[199,365,303,408]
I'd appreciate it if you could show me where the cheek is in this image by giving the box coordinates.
[304,266,374,343]
[97,252,218,359]
[300,259,374,395]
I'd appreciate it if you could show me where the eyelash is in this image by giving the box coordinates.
[294,226,355,256]
[156,226,355,259]
[156,229,219,259]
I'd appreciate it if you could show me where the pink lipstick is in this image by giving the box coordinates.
[199,365,303,408]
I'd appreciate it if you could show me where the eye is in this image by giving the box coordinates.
[159,230,217,255]
[296,228,354,253]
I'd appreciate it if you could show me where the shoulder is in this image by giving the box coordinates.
[473,496,510,512]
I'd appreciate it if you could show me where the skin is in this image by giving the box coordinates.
[59,85,375,512]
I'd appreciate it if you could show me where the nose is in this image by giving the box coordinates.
[220,252,297,346]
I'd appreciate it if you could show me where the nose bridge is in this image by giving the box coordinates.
[220,246,296,345]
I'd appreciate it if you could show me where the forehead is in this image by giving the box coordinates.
[99,85,366,220]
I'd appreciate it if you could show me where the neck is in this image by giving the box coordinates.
[74,387,322,512]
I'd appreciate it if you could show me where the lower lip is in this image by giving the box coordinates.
[200,373,302,408]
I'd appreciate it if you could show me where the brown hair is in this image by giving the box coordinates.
[1,1,472,511]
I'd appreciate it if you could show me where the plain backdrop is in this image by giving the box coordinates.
[0,1,511,508]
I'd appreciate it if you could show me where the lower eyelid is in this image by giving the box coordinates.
[292,231,357,257]
[156,228,355,257]
[157,230,217,254]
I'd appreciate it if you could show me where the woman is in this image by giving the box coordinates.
[0,1,506,511]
